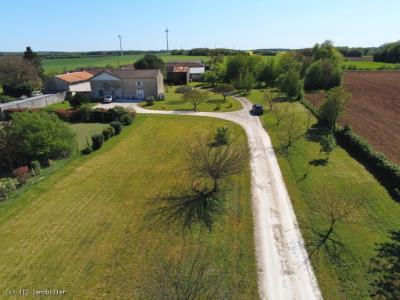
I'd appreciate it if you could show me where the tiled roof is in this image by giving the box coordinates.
[55,71,94,83]
[92,69,161,80]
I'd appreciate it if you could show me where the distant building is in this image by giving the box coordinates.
[90,69,164,100]
[45,71,94,94]
[165,61,206,84]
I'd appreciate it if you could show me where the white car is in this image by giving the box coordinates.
[103,95,113,103]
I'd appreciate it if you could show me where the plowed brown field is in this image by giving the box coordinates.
[306,71,400,164]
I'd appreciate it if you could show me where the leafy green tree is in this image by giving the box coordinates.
[203,70,219,86]
[263,90,275,110]
[232,70,255,93]
[312,40,343,66]
[258,59,276,86]
[69,93,90,108]
[320,134,336,160]
[374,41,400,63]
[134,54,165,75]
[0,56,42,97]
[319,87,351,129]
[274,51,303,77]
[23,46,44,78]
[213,83,235,101]
[182,89,209,111]
[9,112,75,164]
[304,59,342,91]
[224,54,263,83]
[278,69,302,99]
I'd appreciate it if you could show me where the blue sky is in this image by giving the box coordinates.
[1,0,399,52]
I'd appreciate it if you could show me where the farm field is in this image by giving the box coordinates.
[341,60,400,70]
[140,85,242,112]
[0,115,257,299]
[246,94,400,299]
[42,54,208,74]
[306,71,400,164]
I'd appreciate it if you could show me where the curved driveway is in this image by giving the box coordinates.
[96,98,322,300]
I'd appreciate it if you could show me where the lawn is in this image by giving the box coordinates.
[43,54,208,74]
[0,115,257,299]
[45,101,98,111]
[247,92,400,299]
[140,85,243,112]
[69,122,109,150]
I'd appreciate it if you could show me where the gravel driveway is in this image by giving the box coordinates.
[95,98,323,300]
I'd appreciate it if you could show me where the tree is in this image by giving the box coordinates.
[0,56,42,97]
[319,134,336,161]
[69,93,90,108]
[274,51,303,77]
[258,59,276,86]
[136,245,232,299]
[232,70,255,93]
[211,127,229,146]
[285,106,305,147]
[304,59,342,91]
[224,53,263,83]
[23,46,44,78]
[203,70,219,87]
[369,230,400,299]
[0,123,19,172]
[278,69,303,100]
[188,135,247,193]
[373,41,400,63]
[272,105,286,126]
[319,87,351,130]
[263,90,275,110]
[182,89,209,111]
[134,54,165,75]
[311,40,343,66]
[9,112,75,165]
[213,83,235,101]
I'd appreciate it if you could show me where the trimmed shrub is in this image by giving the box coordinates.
[335,126,400,197]
[78,104,92,122]
[0,177,16,201]
[81,147,92,155]
[12,166,30,185]
[110,121,122,135]
[91,134,104,151]
[145,96,155,106]
[30,160,40,176]
[102,128,112,141]
[69,93,90,108]
[107,126,115,137]
[121,114,133,125]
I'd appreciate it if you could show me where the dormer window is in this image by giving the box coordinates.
[136,81,143,87]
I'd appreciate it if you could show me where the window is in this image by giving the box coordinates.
[136,88,144,98]
[136,81,143,87]
[99,89,104,97]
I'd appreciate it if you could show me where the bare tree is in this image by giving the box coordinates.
[182,89,209,111]
[135,245,232,299]
[272,105,286,126]
[263,89,275,111]
[286,106,305,147]
[188,136,247,192]
[309,196,363,262]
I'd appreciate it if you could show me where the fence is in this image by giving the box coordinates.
[0,92,66,119]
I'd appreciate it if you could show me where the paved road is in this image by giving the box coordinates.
[96,98,323,300]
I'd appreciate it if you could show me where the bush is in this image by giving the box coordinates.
[0,177,16,201]
[175,86,192,94]
[121,114,133,125]
[12,166,30,185]
[69,93,89,108]
[145,96,154,106]
[81,147,92,155]
[110,121,122,135]
[2,83,33,98]
[91,134,104,151]
[335,126,400,196]
[55,109,80,122]
[304,60,342,91]
[30,160,40,176]
[109,106,128,121]
[107,126,115,137]
[0,94,16,103]
[102,127,113,141]
[278,69,302,100]
[78,104,92,122]
[212,127,229,146]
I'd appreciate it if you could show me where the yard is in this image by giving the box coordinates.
[0,115,257,299]
[69,122,109,150]
[247,93,400,299]
[140,85,242,112]
[42,54,208,74]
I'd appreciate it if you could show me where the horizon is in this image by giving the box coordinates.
[1,0,400,52]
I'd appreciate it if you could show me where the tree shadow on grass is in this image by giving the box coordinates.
[206,99,225,105]
[166,100,186,105]
[306,123,331,142]
[145,182,226,232]
[309,158,328,166]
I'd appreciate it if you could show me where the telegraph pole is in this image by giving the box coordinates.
[118,35,123,56]
[165,28,169,52]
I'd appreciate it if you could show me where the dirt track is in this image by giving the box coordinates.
[306,71,400,164]
[96,98,322,300]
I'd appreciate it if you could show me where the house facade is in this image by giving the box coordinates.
[90,69,164,100]
[45,71,94,94]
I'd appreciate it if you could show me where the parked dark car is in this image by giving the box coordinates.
[251,104,264,115]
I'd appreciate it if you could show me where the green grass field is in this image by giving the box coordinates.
[69,123,109,150]
[42,54,208,74]
[0,115,257,299]
[247,90,400,299]
[140,85,242,112]
[342,59,400,70]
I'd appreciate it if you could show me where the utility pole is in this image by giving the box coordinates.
[165,28,169,52]
[118,35,123,56]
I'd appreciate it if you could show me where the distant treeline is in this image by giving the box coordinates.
[373,41,400,63]
[171,48,244,56]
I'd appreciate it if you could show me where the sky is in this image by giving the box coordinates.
[1,0,400,52]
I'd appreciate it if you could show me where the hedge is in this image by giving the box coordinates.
[335,126,400,198]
